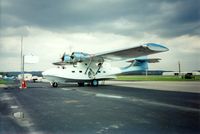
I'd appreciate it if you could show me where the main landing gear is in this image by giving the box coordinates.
[78,82,85,87]
[51,80,99,88]
[77,80,99,87]
[91,79,99,87]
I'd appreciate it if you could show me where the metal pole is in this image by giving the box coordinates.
[21,36,24,81]
[178,61,181,76]
[145,69,148,77]
[22,55,24,80]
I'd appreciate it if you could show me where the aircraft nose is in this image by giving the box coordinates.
[42,71,47,76]
[42,69,53,76]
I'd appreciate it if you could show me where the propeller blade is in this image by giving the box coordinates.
[61,52,66,62]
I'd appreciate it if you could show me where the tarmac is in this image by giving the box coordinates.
[0,81,200,134]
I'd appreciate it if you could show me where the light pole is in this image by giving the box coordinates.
[20,36,27,89]
[21,36,24,80]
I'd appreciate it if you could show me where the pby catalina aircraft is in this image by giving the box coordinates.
[42,43,169,87]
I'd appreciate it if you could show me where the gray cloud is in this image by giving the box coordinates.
[1,0,199,38]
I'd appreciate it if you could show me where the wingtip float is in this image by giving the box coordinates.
[143,43,169,52]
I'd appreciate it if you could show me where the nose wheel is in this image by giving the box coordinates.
[52,82,58,88]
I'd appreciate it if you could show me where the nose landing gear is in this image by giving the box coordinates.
[52,82,58,88]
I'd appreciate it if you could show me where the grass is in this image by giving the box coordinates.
[0,79,7,84]
[116,75,200,81]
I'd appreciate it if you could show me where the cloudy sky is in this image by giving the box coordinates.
[0,0,199,72]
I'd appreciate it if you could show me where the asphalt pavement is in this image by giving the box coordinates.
[0,81,200,134]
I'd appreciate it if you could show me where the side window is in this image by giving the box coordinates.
[72,71,75,73]
[79,71,82,73]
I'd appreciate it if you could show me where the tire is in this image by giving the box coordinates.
[52,82,58,88]
[91,80,99,87]
[78,82,84,87]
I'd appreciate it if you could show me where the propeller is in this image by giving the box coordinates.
[61,52,66,62]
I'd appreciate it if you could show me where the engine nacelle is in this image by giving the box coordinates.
[71,52,90,62]
[63,54,72,63]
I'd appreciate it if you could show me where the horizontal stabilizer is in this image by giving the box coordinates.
[121,58,161,73]
[127,58,161,63]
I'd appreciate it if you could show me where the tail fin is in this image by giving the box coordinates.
[121,58,161,73]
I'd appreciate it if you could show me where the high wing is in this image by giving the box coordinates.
[53,43,168,65]
[95,43,168,61]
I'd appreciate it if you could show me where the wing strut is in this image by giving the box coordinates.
[85,57,93,75]
[95,58,104,75]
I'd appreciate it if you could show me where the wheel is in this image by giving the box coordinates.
[91,80,99,87]
[78,82,84,87]
[52,82,58,88]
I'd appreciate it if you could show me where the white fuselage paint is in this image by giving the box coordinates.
[42,62,121,84]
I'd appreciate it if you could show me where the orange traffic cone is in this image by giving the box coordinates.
[20,80,27,89]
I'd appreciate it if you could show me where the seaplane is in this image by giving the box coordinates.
[42,43,169,87]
